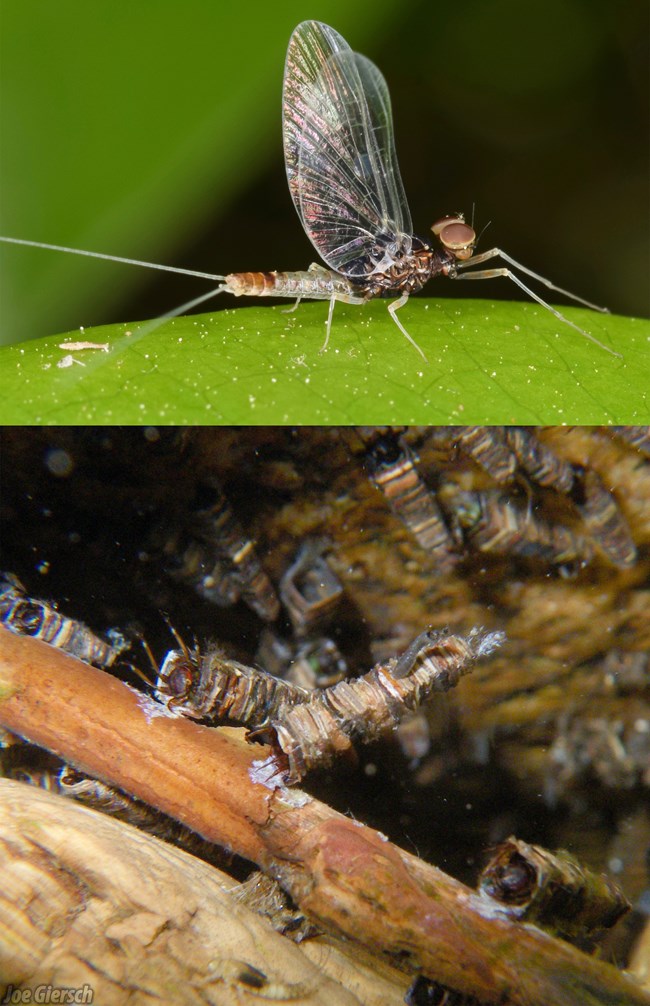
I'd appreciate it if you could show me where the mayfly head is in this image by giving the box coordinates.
[431,215,477,264]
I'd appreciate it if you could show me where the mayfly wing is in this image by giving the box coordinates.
[283,20,412,277]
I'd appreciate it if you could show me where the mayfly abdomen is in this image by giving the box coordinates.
[224,267,363,302]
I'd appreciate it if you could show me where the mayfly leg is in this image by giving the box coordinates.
[323,288,428,361]
[281,297,302,314]
[324,296,336,352]
[452,246,620,358]
[321,291,366,354]
[456,246,609,312]
[387,294,428,362]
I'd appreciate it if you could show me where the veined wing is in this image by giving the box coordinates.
[283,21,413,276]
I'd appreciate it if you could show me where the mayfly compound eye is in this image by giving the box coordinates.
[434,220,477,261]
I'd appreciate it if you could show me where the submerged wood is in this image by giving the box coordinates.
[0,629,647,1006]
[0,779,362,1006]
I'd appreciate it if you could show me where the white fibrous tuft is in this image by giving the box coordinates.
[134,689,179,722]
[468,627,506,659]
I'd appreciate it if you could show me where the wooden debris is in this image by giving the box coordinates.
[0,629,647,1006]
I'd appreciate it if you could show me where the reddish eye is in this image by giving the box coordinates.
[60,768,83,786]
[167,663,195,698]
[439,222,476,260]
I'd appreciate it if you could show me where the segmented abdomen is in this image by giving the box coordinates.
[224,269,359,301]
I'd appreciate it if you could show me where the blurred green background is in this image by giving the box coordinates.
[1,0,648,347]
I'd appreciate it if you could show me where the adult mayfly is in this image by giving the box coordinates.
[1,20,618,362]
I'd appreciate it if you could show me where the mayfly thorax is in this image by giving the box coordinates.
[153,626,505,783]
[1,22,620,362]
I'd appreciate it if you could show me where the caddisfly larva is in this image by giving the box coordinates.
[429,427,517,483]
[154,634,309,723]
[149,479,280,620]
[2,753,228,865]
[439,487,594,571]
[428,426,576,493]
[271,628,504,781]
[503,427,575,494]
[205,958,315,1000]
[231,871,317,943]
[606,426,650,458]
[191,481,280,622]
[1,22,620,362]
[571,467,636,568]
[161,534,242,607]
[363,431,457,570]
[153,626,505,783]
[478,835,630,946]
[421,431,637,570]
[0,572,129,668]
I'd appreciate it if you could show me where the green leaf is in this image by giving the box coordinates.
[1,300,646,424]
